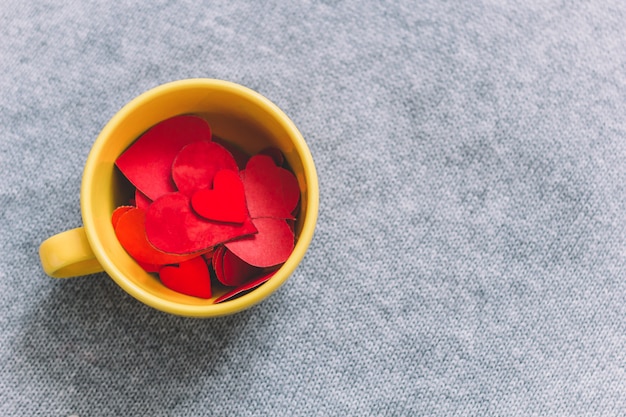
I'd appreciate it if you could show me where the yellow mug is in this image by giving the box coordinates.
[39,79,319,317]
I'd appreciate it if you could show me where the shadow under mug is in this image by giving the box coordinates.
[39,79,319,317]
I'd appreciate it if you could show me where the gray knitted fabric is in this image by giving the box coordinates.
[2,1,626,415]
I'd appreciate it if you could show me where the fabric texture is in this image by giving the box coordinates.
[2,1,626,415]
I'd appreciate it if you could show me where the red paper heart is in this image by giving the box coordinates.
[115,115,211,201]
[212,246,262,287]
[242,155,299,219]
[191,170,247,224]
[114,207,201,268]
[111,205,134,228]
[159,256,212,299]
[171,141,239,196]
[135,189,152,210]
[213,270,277,304]
[136,261,160,273]
[278,167,300,216]
[211,245,226,285]
[213,135,250,170]
[258,146,285,166]
[145,192,257,254]
[224,217,294,267]
[222,248,262,286]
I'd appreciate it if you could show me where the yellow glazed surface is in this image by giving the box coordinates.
[39,79,319,317]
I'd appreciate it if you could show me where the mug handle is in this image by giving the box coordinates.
[39,227,104,278]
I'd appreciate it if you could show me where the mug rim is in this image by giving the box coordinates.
[81,78,319,317]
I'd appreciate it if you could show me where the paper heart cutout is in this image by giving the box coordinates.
[278,168,300,216]
[222,248,262,286]
[113,207,201,269]
[115,115,211,201]
[171,141,239,197]
[112,206,134,229]
[213,135,250,170]
[159,256,212,299]
[257,147,301,214]
[212,245,261,287]
[136,261,160,273]
[213,270,277,304]
[211,245,226,285]
[258,146,285,166]
[145,192,257,254]
[242,155,299,219]
[135,189,152,210]
[191,170,247,224]
[224,217,294,267]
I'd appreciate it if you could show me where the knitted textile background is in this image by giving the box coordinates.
[2,1,626,415]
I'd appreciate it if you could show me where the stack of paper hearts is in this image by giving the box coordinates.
[112,115,300,303]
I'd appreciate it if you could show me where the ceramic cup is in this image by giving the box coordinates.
[39,79,319,317]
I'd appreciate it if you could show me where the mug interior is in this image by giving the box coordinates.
[81,79,317,317]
